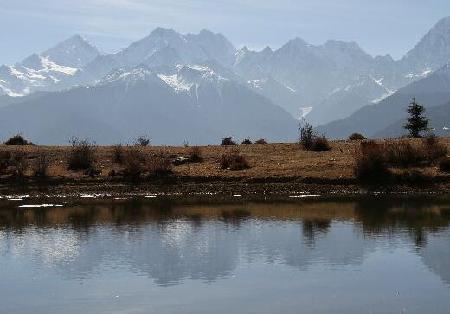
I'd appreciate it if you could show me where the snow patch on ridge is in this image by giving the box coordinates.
[158,74,192,92]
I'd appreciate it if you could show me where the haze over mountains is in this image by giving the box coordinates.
[1,17,450,144]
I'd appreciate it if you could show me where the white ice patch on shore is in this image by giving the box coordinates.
[19,204,63,208]
[289,194,321,198]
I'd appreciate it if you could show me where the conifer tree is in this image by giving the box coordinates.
[404,98,429,138]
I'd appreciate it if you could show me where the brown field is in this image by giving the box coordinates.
[1,138,450,197]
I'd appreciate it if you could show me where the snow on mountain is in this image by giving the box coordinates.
[42,35,100,68]
[0,35,100,96]
[0,65,297,144]
[401,17,450,75]
[3,17,450,137]
[306,75,394,125]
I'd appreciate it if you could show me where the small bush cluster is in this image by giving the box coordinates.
[220,150,250,171]
[147,154,173,177]
[68,138,96,171]
[255,138,268,145]
[221,137,237,146]
[112,144,125,164]
[135,136,151,147]
[349,133,366,141]
[188,146,203,163]
[299,121,331,151]
[0,151,12,175]
[354,141,390,182]
[4,134,32,145]
[122,147,172,179]
[32,152,50,177]
[9,151,29,178]
[354,136,448,182]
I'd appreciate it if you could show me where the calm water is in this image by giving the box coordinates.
[1,197,450,313]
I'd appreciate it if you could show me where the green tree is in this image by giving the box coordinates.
[404,98,429,138]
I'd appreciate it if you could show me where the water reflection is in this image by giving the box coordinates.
[1,197,450,313]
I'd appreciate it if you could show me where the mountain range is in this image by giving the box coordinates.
[2,17,450,143]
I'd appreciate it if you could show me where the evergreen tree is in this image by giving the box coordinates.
[404,98,429,138]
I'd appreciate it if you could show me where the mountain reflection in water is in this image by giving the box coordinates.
[0,197,450,314]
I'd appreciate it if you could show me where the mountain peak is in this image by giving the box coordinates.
[149,27,179,38]
[402,16,450,71]
[42,34,100,68]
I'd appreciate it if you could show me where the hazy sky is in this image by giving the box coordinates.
[1,0,449,64]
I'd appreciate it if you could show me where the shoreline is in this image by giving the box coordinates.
[1,175,450,201]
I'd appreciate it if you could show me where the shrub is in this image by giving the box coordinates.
[440,157,450,173]
[384,141,424,167]
[4,134,32,145]
[188,146,203,163]
[33,152,50,178]
[255,138,268,145]
[349,133,366,141]
[135,136,151,147]
[10,151,29,178]
[147,154,173,177]
[299,120,331,152]
[299,120,314,150]
[221,137,237,146]
[311,136,331,152]
[68,138,96,171]
[112,144,124,164]
[0,151,11,174]
[241,138,253,145]
[123,147,145,179]
[422,134,447,162]
[220,151,250,171]
[354,141,390,182]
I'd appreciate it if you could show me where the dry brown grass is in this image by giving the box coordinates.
[0,137,448,182]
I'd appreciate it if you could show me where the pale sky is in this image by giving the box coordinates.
[1,0,449,64]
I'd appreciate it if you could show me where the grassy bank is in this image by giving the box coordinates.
[1,138,450,197]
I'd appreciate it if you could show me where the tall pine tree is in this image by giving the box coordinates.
[404,98,429,138]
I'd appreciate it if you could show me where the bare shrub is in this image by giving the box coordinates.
[0,151,12,175]
[349,133,366,141]
[299,120,314,150]
[123,147,145,179]
[112,144,125,164]
[422,134,447,162]
[33,152,50,178]
[354,141,390,182]
[135,136,151,147]
[255,138,268,145]
[220,150,250,171]
[68,138,96,171]
[299,120,331,151]
[383,141,425,167]
[188,146,203,163]
[10,151,29,178]
[241,138,253,145]
[147,154,173,177]
[4,134,32,145]
[311,136,331,152]
[221,137,236,146]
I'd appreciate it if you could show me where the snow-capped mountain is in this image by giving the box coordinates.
[306,75,394,125]
[3,16,450,143]
[400,17,450,75]
[0,65,297,144]
[317,63,450,139]
[0,35,100,96]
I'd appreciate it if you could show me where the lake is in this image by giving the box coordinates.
[1,196,450,313]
